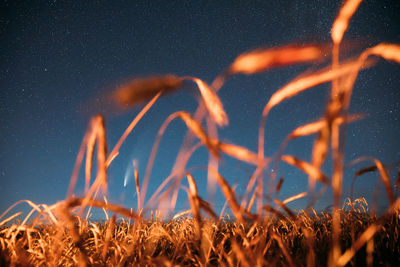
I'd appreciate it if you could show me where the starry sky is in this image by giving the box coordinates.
[1,0,399,217]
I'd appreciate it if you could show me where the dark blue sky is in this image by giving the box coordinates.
[1,0,399,217]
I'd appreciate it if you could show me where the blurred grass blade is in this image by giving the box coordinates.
[218,142,259,165]
[96,115,108,193]
[0,212,22,227]
[133,160,141,213]
[366,238,374,267]
[229,45,325,75]
[374,159,394,204]
[351,165,377,199]
[271,233,295,267]
[311,123,330,181]
[367,43,400,63]
[102,214,116,260]
[65,197,139,220]
[71,115,109,210]
[107,91,162,166]
[275,178,284,194]
[337,224,380,267]
[247,190,256,213]
[290,120,326,139]
[331,0,363,44]
[273,114,363,196]
[258,60,366,160]
[114,74,182,107]
[232,241,251,267]
[211,169,245,222]
[290,114,363,139]
[67,125,93,198]
[355,165,378,177]
[282,155,329,183]
[348,157,395,204]
[85,120,97,194]
[283,192,308,204]
[172,209,192,220]
[263,205,287,221]
[186,172,202,237]
[262,60,362,117]
[176,111,219,157]
[191,77,229,127]
[274,199,296,220]
[199,197,218,219]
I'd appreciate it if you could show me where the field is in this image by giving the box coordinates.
[1,199,400,266]
[1,0,400,266]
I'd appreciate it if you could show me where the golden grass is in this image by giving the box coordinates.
[1,0,400,265]
[228,44,326,75]
[1,201,399,266]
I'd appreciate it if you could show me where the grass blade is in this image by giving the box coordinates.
[218,142,259,165]
[258,60,365,161]
[64,197,139,220]
[229,45,325,75]
[0,212,22,227]
[331,0,363,44]
[374,159,394,204]
[96,115,108,193]
[190,77,228,127]
[367,43,400,63]
[289,114,363,139]
[114,75,182,107]
[102,214,116,260]
[107,91,162,166]
[337,224,380,267]
[262,60,362,117]
[176,111,219,157]
[275,177,284,194]
[211,169,245,223]
[186,172,202,237]
[283,192,308,205]
[85,120,97,194]
[133,160,141,213]
[281,155,329,183]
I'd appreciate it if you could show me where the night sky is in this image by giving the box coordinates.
[1,1,399,217]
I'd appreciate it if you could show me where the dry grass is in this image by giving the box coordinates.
[1,0,400,266]
[1,201,399,266]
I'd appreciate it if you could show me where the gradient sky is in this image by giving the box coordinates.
[1,1,399,218]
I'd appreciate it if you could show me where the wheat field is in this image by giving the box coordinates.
[1,0,400,266]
